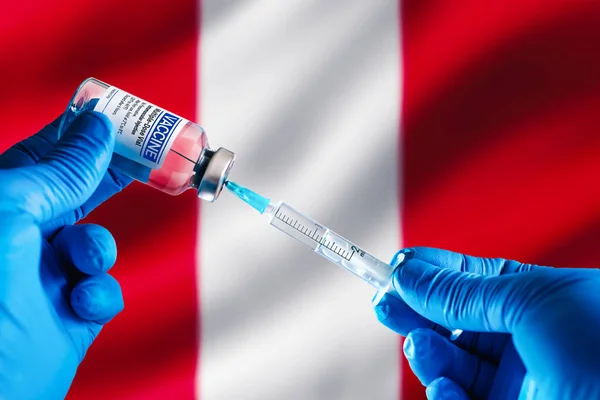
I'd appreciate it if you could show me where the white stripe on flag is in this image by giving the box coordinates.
[199,1,402,399]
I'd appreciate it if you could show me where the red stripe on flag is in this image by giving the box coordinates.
[1,1,200,399]
[401,1,600,398]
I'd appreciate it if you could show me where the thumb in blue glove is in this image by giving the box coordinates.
[0,111,130,399]
[374,247,600,400]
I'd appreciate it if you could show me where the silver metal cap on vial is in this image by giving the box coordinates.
[196,147,235,202]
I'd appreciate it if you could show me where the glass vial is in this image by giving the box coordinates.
[58,78,235,202]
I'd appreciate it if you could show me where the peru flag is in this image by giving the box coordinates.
[1,1,600,399]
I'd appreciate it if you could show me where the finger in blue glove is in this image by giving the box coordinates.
[404,328,496,399]
[71,274,123,324]
[374,249,453,337]
[9,111,115,222]
[52,224,124,324]
[426,377,470,400]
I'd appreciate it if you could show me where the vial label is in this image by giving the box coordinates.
[94,86,188,169]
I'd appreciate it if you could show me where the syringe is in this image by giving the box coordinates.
[225,181,396,291]
[225,181,463,340]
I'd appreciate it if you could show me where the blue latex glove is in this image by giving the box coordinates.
[374,247,600,400]
[0,112,132,399]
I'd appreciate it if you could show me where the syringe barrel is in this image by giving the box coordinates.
[265,200,464,339]
[268,202,395,290]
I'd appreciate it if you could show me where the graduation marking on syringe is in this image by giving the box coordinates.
[274,211,354,261]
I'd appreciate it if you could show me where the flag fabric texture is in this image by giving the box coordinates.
[1,1,600,399]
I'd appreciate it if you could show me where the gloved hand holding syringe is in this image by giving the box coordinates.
[224,180,463,340]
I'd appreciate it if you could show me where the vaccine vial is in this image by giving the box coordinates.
[58,78,235,202]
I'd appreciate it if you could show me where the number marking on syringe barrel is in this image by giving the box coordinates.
[274,209,356,261]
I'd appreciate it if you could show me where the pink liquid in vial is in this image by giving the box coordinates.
[146,122,208,195]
